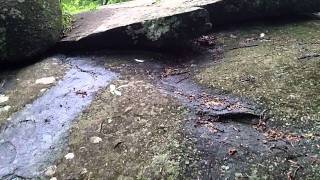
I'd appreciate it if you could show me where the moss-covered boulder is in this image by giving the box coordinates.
[0,0,62,63]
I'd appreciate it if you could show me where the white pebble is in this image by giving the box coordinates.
[44,165,57,176]
[0,106,11,113]
[35,77,56,85]
[64,152,75,160]
[90,136,102,144]
[0,95,9,104]
[110,84,122,96]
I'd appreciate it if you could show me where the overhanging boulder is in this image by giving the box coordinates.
[60,0,320,50]
[59,0,215,50]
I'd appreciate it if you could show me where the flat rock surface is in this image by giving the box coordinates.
[1,14,320,180]
[60,0,219,48]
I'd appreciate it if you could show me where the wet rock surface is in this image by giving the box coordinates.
[0,17,319,179]
[0,57,116,178]
[0,57,67,126]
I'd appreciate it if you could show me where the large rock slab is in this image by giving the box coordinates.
[60,0,215,50]
[60,0,320,50]
[0,0,62,64]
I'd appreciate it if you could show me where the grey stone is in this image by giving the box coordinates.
[0,0,62,63]
[59,0,216,50]
[60,0,320,50]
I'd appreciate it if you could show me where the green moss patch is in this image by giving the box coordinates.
[196,20,320,132]
[54,78,194,179]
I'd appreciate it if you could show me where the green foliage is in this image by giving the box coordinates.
[62,9,73,35]
[61,0,129,14]
[107,0,128,4]
[61,0,128,34]
[61,0,100,14]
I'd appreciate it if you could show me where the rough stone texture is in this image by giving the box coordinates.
[0,0,62,63]
[206,0,320,24]
[59,0,217,50]
[60,0,320,50]
[196,19,320,133]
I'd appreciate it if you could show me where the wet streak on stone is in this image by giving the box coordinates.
[159,73,262,121]
[156,68,289,178]
[0,58,117,179]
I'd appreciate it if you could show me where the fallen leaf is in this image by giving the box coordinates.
[75,90,88,97]
[134,59,145,63]
[124,106,133,113]
[228,148,237,156]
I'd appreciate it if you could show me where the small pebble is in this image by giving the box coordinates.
[80,168,88,175]
[44,165,57,176]
[64,152,75,160]
[0,106,11,113]
[40,88,47,93]
[35,77,56,85]
[90,136,102,144]
[0,95,9,104]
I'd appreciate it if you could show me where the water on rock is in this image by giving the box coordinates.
[0,16,319,179]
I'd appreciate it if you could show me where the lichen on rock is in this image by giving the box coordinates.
[0,28,7,59]
[143,16,180,41]
[0,0,62,63]
[196,19,320,133]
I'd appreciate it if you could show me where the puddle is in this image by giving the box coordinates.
[0,57,117,179]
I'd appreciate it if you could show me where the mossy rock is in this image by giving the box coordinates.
[0,0,62,63]
[196,19,320,132]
